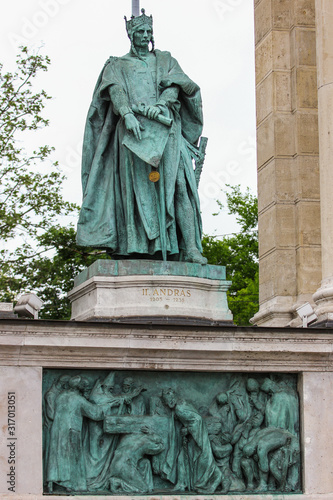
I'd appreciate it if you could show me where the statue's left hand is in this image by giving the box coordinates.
[146,105,161,120]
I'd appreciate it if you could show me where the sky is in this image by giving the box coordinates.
[1,0,257,237]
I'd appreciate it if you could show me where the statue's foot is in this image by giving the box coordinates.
[184,248,207,265]
[230,477,246,492]
[221,480,231,494]
[255,481,268,492]
[171,483,187,492]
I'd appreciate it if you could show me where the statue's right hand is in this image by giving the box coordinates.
[124,113,144,141]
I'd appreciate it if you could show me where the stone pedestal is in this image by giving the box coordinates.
[68,260,233,324]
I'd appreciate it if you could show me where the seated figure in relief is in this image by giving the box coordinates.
[243,427,300,492]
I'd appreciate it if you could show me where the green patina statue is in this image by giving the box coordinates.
[43,370,301,495]
[77,9,207,264]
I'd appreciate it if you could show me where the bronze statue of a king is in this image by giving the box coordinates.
[77,9,207,264]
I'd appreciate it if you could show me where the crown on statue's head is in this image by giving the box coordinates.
[124,8,153,37]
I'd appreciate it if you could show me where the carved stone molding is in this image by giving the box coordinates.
[0,319,332,372]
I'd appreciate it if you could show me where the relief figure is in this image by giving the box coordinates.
[261,378,299,435]
[43,375,70,480]
[43,371,301,495]
[84,372,126,491]
[121,377,146,415]
[46,376,109,493]
[243,427,300,492]
[208,393,245,493]
[161,388,222,494]
[109,426,164,493]
[231,378,266,484]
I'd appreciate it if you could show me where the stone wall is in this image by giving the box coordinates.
[0,319,333,498]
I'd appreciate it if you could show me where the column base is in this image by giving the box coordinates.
[312,277,333,326]
[313,277,333,314]
[250,296,294,327]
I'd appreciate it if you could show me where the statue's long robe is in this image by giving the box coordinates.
[46,390,104,491]
[174,400,221,493]
[264,388,299,436]
[43,383,62,482]
[77,50,203,258]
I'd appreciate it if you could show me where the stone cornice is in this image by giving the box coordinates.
[0,319,332,371]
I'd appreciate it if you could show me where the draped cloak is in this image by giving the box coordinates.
[264,387,299,436]
[174,399,222,493]
[46,390,105,491]
[77,50,204,258]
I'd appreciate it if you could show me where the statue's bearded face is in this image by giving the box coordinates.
[162,389,176,409]
[133,23,152,48]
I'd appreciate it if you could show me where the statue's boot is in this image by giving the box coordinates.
[184,247,207,265]
[255,481,268,492]
[171,483,187,492]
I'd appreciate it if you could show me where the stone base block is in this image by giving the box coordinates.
[311,277,333,326]
[313,277,333,313]
[250,295,294,327]
[68,260,233,324]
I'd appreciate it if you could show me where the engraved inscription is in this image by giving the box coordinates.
[142,288,191,302]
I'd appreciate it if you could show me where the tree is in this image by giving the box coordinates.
[1,225,108,319]
[202,185,258,326]
[0,47,78,306]
[0,47,77,255]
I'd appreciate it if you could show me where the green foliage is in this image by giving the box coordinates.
[0,47,80,313]
[1,226,108,319]
[0,46,76,246]
[202,185,258,326]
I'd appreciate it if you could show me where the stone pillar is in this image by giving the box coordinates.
[301,372,333,494]
[252,0,321,327]
[0,367,43,496]
[312,0,333,324]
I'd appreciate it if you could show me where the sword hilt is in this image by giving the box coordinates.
[194,136,208,187]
